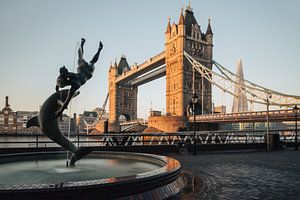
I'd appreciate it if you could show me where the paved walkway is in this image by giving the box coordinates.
[171,150,300,200]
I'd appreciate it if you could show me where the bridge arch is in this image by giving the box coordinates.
[119,113,131,123]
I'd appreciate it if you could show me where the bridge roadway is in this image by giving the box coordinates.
[190,109,299,123]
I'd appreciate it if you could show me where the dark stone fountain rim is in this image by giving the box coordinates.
[0,151,181,194]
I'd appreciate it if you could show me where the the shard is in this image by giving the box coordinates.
[232,59,248,113]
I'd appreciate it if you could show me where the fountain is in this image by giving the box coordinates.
[0,38,185,199]
[0,151,184,199]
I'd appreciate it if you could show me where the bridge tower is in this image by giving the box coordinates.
[106,6,214,132]
[108,57,138,125]
[165,6,213,116]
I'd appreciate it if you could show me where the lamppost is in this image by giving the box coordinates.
[266,94,272,151]
[293,105,299,150]
[192,93,199,155]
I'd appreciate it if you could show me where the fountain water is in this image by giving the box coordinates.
[0,151,184,199]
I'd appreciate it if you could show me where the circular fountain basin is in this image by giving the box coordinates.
[0,151,185,200]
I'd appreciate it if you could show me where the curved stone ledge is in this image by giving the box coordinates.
[0,151,184,200]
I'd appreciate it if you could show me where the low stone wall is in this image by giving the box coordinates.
[95,121,120,133]
[148,116,188,132]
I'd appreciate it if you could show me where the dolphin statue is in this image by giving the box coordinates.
[27,89,92,167]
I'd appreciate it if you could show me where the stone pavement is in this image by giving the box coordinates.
[171,150,300,200]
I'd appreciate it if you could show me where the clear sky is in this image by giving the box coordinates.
[0,0,299,118]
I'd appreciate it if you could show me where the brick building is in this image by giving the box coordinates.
[0,96,76,135]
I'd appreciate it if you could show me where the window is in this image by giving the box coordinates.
[9,117,13,124]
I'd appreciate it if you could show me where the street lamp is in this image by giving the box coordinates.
[192,93,199,155]
[293,105,299,150]
[266,94,272,151]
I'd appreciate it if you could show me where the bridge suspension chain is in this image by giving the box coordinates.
[184,51,300,108]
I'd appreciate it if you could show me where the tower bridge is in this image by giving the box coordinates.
[97,6,300,133]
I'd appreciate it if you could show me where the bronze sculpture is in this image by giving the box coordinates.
[27,38,103,167]
[55,38,103,118]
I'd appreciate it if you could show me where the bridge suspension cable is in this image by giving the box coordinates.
[92,92,109,126]
[184,51,300,108]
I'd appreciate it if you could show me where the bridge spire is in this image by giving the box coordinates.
[232,59,248,113]
[178,8,184,25]
[165,16,171,34]
[186,0,193,12]
[206,18,213,36]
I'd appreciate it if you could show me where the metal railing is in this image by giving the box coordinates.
[0,129,298,148]
[191,109,299,123]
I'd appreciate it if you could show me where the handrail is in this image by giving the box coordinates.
[0,129,297,148]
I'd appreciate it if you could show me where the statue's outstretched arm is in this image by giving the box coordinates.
[90,41,103,64]
[78,38,86,61]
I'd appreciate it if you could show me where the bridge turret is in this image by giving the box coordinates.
[108,60,118,77]
[171,23,178,37]
[205,18,213,43]
[165,17,171,41]
[117,56,130,75]
[184,5,198,37]
[178,8,185,37]
[205,18,213,65]
[108,62,115,73]
[108,56,138,125]
[108,60,118,124]
[112,60,118,76]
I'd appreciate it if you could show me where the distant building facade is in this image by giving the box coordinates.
[15,111,39,132]
[0,96,119,135]
[0,96,76,135]
[78,111,98,134]
[0,96,15,130]
[0,96,39,133]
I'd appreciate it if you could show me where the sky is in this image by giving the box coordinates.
[0,0,299,119]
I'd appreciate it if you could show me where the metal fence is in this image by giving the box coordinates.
[0,129,298,148]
